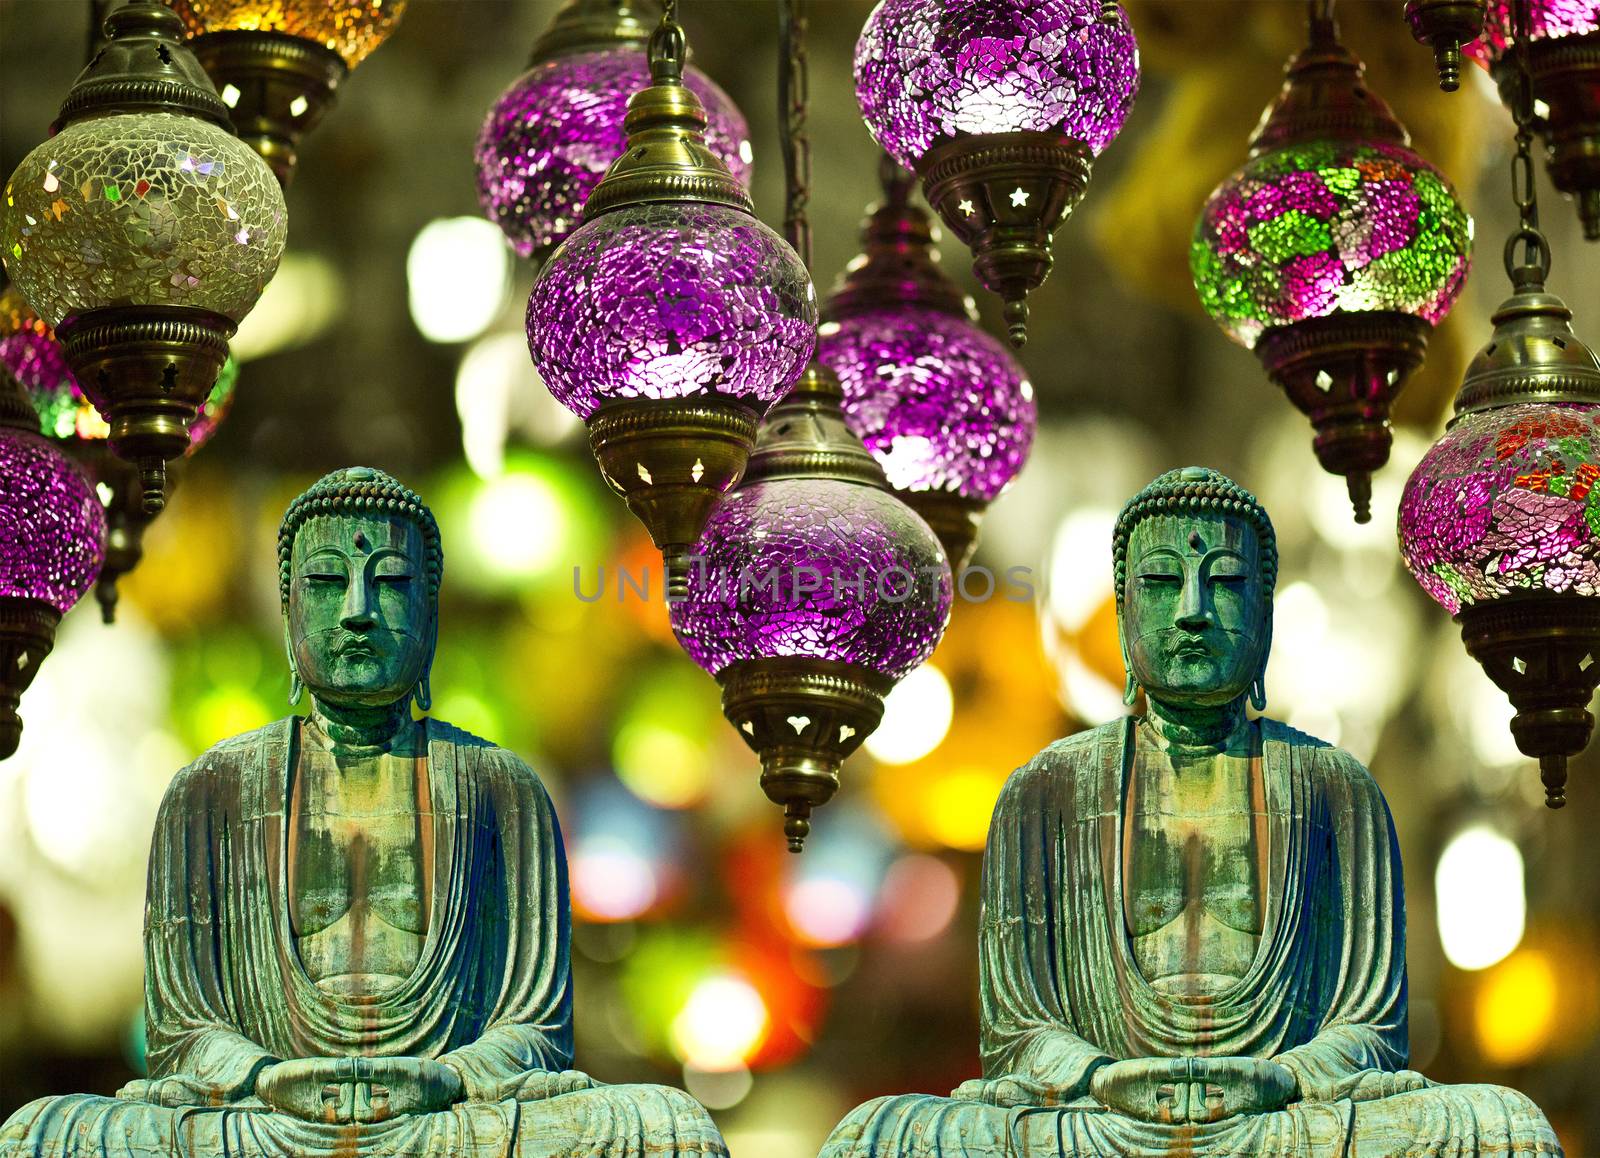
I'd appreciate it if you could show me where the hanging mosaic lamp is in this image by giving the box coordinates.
[1400,253,1600,807]
[169,0,405,187]
[670,364,953,851]
[817,157,1035,570]
[1405,0,1490,90]
[526,7,815,597]
[477,0,752,260]
[0,286,237,622]
[1191,12,1473,523]
[1402,0,1600,808]
[0,0,285,515]
[0,365,105,760]
[854,0,1140,347]
[1473,0,1600,240]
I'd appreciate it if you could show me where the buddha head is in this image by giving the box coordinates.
[277,467,444,711]
[1113,467,1277,713]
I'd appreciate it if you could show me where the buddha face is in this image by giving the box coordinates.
[1121,511,1270,709]
[288,513,434,708]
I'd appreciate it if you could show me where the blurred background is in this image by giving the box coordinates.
[1,1,1597,1153]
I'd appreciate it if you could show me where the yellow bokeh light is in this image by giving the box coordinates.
[1475,949,1559,1068]
[922,766,1008,852]
[190,685,273,751]
[615,722,709,810]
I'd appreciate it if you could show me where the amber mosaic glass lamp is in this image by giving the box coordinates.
[169,0,406,187]
[1191,9,1472,522]
[0,0,284,514]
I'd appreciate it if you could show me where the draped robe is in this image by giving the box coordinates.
[823,718,1560,1158]
[0,718,726,1158]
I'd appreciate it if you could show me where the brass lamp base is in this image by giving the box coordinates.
[56,305,233,516]
[588,397,759,600]
[1496,35,1600,241]
[904,491,987,573]
[1255,312,1429,524]
[1458,594,1600,808]
[919,130,1093,348]
[1404,0,1487,91]
[0,599,61,761]
[189,30,347,189]
[719,657,893,852]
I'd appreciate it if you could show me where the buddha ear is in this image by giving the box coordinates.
[413,608,439,714]
[1249,603,1273,713]
[1116,599,1139,707]
[282,618,303,706]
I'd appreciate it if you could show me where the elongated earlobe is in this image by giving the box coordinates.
[1249,674,1267,713]
[1123,670,1139,707]
[413,672,432,713]
[288,670,303,707]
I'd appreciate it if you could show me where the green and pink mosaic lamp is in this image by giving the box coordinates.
[1191,12,1472,523]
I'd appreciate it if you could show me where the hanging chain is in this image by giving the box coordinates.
[1505,0,1551,282]
[1307,0,1337,44]
[647,0,686,84]
[778,0,812,271]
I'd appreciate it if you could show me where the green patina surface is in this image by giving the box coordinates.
[0,467,726,1157]
[820,468,1560,1158]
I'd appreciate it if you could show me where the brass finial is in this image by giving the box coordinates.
[580,8,752,218]
[529,0,657,64]
[56,0,230,132]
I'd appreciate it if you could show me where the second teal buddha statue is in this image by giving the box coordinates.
[822,468,1560,1158]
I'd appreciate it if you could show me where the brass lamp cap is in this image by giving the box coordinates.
[530,0,656,63]
[1248,21,1409,154]
[56,0,231,132]
[581,20,751,218]
[825,157,973,322]
[741,362,887,488]
[1453,267,1600,418]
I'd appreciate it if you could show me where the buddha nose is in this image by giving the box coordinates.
[341,577,378,630]
[1176,574,1210,631]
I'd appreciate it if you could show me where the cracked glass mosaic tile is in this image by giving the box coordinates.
[2,112,286,328]
[1191,139,1471,349]
[527,201,815,420]
[0,426,104,614]
[817,306,1034,501]
[169,0,406,67]
[1400,403,1600,614]
[477,48,752,259]
[670,478,952,679]
[855,0,1140,170]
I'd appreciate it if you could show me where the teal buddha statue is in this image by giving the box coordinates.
[0,468,726,1158]
[822,468,1560,1157]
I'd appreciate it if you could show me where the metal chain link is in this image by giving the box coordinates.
[1505,0,1551,281]
[779,0,812,270]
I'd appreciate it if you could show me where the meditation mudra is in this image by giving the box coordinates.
[823,468,1560,1158]
[0,467,726,1158]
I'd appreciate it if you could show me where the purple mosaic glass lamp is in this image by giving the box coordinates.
[0,365,105,759]
[171,0,407,187]
[854,0,1140,347]
[670,364,953,851]
[1191,12,1472,523]
[477,0,752,260]
[1402,8,1600,809]
[1473,0,1600,239]
[818,158,1035,570]
[527,6,815,598]
[0,0,285,515]
[0,286,236,622]
[1405,0,1489,90]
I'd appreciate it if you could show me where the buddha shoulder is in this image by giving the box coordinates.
[425,717,551,796]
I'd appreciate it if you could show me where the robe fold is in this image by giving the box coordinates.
[0,718,726,1158]
[823,718,1561,1158]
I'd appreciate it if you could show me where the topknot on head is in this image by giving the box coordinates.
[1112,466,1278,604]
[277,466,444,606]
